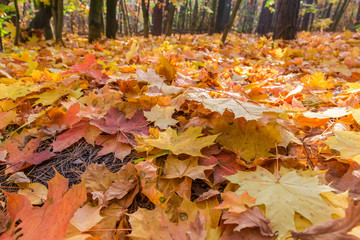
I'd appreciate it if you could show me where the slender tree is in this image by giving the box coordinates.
[256,0,274,35]
[29,3,53,40]
[141,0,150,37]
[152,0,163,36]
[0,34,3,51]
[273,0,300,40]
[165,1,175,36]
[208,0,217,35]
[356,1,360,28]
[89,0,103,42]
[51,0,63,43]
[243,0,258,33]
[300,0,314,31]
[190,0,198,34]
[197,0,209,33]
[14,0,20,46]
[222,0,242,43]
[330,0,351,31]
[106,0,118,38]
[215,0,232,33]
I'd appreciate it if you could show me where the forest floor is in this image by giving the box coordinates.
[1,32,360,239]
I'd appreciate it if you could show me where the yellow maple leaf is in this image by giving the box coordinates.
[227,166,333,238]
[143,127,218,157]
[3,22,16,39]
[325,131,360,162]
[143,104,178,129]
[126,41,139,62]
[212,119,281,162]
[301,72,334,89]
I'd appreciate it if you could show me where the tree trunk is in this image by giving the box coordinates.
[330,0,350,31]
[243,0,257,33]
[89,0,103,43]
[119,0,128,35]
[14,0,20,46]
[222,0,242,43]
[300,0,313,31]
[256,0,274,35]
[165,1,175,36]
[197,0,208,33]
[190,0,198,34]
[106,0,118,38]
[52,0,63,43]
[123,0,132,35]
[141,0,150,37]
[356,1,360,28]
[152,0,163,36]
[208,0,217,35]
[215,0,232,33]
[273,0,300,40]
[0,34,3,51]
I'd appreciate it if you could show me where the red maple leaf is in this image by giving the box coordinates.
[90,108,149,146]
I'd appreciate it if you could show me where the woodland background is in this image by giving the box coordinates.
[1,0,360,240]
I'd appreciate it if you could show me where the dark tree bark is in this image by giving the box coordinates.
[89,0,104,43]
[29,3,53,40]
[165,1,175,36]
[215,0,232,33]
[51,0,63,43]
[273,0,300,40]
[330,0,350,31]
[243,0,257,33]
[191,0,198,34]
[119,0,128,35]
[300,0,313,31]
[141,0,150,37]
[152,0,163,36]
[356,2,360,27]
[14,0,20,46]
[197,0,208,33]
[178,0,187,33]
[208,0,217,35]
[123,0,132,35]
[0,34,3,51]
[222,0,242,43]
[106,0,118,38]
[256,0,274,35]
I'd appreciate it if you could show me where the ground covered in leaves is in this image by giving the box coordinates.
[1,32,360,239]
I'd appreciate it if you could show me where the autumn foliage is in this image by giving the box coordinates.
[1,32,360,239]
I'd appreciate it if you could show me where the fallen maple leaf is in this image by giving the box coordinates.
[325,131,360,162]
[70,203,103,233]
[52,120,101,152]
[2,171,86,240]
[143,127,218,157]
[144,104,178,129]
[222,207,274,237]
[212,119,281,162]
[82,163,139,205]
[186,91,284,121]
[95,134,132,160]
[214,190,256,213]
[226,166,333,237]
[292,200,360,240]
[4,138,55,174]
[18,182,48,205]
[128,206,207,240]
[90,108,149,146]
[163,155,214,181]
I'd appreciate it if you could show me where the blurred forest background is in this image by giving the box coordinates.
[1,0,360,47]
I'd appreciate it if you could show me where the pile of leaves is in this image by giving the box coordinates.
[1,31,360,239]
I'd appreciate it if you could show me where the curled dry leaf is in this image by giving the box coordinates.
[292,200,360,240]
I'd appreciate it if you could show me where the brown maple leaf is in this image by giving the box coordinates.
[2,171,87,240]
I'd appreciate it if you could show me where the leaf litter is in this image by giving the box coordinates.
[1,32,360,239]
